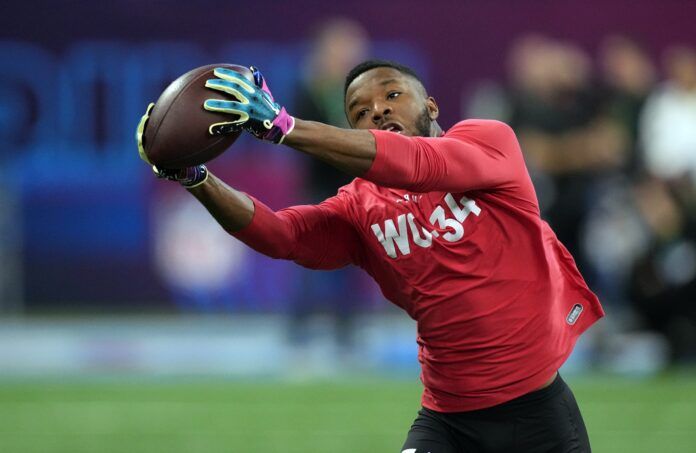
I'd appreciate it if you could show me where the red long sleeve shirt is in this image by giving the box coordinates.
[234,119,604,412]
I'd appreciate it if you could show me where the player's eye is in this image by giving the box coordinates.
[387,91,401,99]
[356,109,368,120]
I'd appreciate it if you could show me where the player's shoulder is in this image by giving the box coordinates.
[446,119,520,154]
[446,119,516,137]
[333,178,389,209]
[322,178,362,208]
[337,177,377,196]
[320,178,378,222]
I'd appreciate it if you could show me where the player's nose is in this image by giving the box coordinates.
[371,103,392,124]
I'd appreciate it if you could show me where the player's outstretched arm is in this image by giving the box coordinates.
[282,118,376,177]
[189,173,359,269]
[284,119,523,193]
[150,167,358,270]
[144,164,257,232]
[186,173,255,233]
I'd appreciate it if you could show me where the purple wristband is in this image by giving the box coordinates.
[179,165,208,188]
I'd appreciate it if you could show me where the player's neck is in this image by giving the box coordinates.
[430,122,443,137]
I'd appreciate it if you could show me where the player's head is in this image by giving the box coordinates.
[344,59,440,137]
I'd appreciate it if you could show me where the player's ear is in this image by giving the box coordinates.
[426,97,439,120]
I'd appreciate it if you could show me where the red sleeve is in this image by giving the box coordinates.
[365,119,522,193]
[231,191,359,270]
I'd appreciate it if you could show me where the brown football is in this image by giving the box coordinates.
[139,64,251,168]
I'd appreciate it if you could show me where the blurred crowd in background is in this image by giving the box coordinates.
[1,1,695,373]
[466,33,696,364]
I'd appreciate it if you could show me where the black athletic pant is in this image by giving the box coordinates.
[401,374,591,453]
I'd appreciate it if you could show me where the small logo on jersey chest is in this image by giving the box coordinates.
[395,194,422,204]
[566,304,584,325]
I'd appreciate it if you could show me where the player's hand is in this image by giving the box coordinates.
[152,165,209,188]
[203,66,295,144]
[136,103,209,188]
[136,102,155,164]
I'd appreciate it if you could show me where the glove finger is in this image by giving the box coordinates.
[152,165,175,180]
[204,99,250,120]
[136,103,155,164]
[208,121,242,136]
[212,68,256,93]
[205,79,251,103]
[259,91,280,115]
[250,66,264,88]
[250,66,274,100]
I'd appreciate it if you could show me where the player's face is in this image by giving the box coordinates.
[345,67,439,137]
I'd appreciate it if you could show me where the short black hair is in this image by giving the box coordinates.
[344,59,424,98]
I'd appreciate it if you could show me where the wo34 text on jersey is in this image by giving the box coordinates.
[371,193,481,258]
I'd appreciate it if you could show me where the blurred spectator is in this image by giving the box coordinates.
[506,35,629,274]
[290,18,374,352]
[599,35,657,171]
[627,176,696,361]
[295,18,369,202]
[640,45,696,182]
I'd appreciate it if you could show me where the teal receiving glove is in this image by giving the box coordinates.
[203,66,295,144]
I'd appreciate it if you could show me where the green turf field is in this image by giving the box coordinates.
[1,374,694,452]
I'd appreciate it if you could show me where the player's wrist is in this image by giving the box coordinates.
[179,165,209,188]
[279,116,308,148]
[152,164,208,188]
[264,110,295,144]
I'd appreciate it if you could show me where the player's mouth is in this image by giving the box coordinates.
[380,122,405,134]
